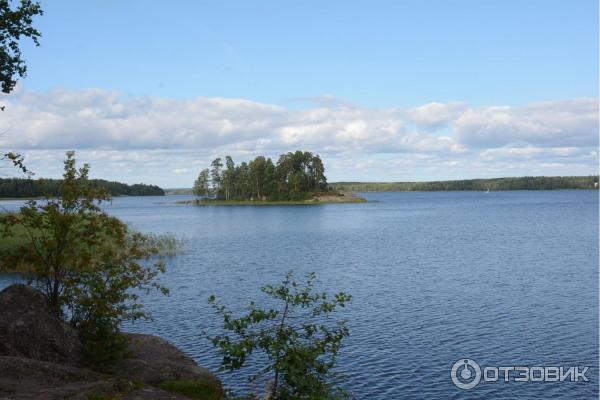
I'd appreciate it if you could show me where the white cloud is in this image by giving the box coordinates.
[0,88,597,186]
[405,101,467,131]
[454,98,598,148]
[0,89,465,156]
[172,168,189,175]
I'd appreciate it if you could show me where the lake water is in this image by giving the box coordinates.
[1,191,598,399]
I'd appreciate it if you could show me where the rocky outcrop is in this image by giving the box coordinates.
[0,284,82,366]
[0,356,111,399]
[0,284,223,400]
[115,333,221,388]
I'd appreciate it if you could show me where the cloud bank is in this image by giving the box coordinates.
[0,88,597,186]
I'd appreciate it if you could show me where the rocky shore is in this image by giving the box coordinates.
[0,284,223,400]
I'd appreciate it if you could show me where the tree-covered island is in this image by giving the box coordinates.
[187,150,365,205]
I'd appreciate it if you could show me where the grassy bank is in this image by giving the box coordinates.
[0,213,182,273]
[0,217,32,272]
[179,193,367,206]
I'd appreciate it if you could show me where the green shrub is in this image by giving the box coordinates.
[79,316,128,370]
[209,272,352,400]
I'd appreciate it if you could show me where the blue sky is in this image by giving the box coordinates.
[21,0,599,106]
[1,0,598,186]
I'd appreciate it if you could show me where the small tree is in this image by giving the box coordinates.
[209,272,352,400]
[210,158,223,198]
[223,156,235,200]
[193,168,210,198]
[0,151,168,366]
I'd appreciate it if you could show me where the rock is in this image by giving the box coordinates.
[114,333,223,389]
[0,284,82,366]
[0,284,224,399]
[0,356,111,400]
[122,386,198,400]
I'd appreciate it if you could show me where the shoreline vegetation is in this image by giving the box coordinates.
[167,175,599,196]
[0,177,164,199]
[330,175,599,192]
[0,212,182,273]
[178,191,367,206]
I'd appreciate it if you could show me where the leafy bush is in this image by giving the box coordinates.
[209,272,352,400]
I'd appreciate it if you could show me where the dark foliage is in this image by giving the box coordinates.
[332,175,599,192]
[195,150,328,201]
[0,177,165,198]
[0,0,43,94]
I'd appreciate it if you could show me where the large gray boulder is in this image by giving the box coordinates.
[0,284,82,366]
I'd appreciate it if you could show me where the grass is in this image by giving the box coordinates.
[0,214,34,272]
[147,232,184,257]
[159,379,223,400]
[0,212,183,272]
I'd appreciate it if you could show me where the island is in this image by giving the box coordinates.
[182,150,367,205]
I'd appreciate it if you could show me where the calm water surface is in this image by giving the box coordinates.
[1,191,598,399]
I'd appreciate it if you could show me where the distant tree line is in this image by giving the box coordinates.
[194,151,328,201]
[0,178,164,198]
[331,176,599,192]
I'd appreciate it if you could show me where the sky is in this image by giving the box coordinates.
[0,0,598,187]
